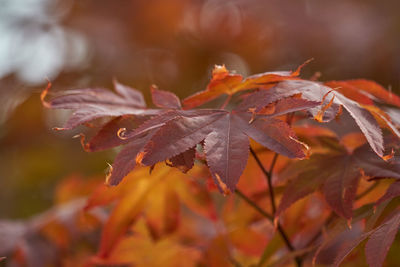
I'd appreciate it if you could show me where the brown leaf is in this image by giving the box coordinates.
[151,85,181,109]
[41,83,158,130]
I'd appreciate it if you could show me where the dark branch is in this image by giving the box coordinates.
[235,189,273,221]
[250,147,302,267]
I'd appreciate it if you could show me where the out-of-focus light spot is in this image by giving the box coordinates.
[16,27,65,84]
[0,0,89,86]
[0,80,29,125]
[142,48,179,86]
[200,1,242,37]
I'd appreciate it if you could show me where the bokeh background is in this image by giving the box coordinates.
[1,0,399,219]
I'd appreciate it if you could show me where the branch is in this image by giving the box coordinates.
[250,147,302,267]
[249,147,278,214]
[235,189,273,221]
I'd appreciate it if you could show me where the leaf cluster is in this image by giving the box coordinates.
[37,62,400,266]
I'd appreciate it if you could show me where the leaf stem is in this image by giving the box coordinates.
[229,256,243,267]
[250,148,277,213]
[235,189,273,221]
[249,147,302,267]
[356,181,380,201]
[220,94,232,109]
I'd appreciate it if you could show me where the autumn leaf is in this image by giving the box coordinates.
[364,210,400,267]
[39,60,400,267]
[326,79,400,108]
[239,80,387,157]
[0,198,100,267]
[128,105,315,192]
[42,74,322,191]
[277,141,400,219]
[167,147,196,173]
[98,167,169,257]
[41,81,159,130]
[151,85,182,109]
[375,180,400,207]
[330,210,400,267]
[182,62,308,108]
[182,65,243,108]
[85,164,217,261]
[92,231,201,267]
[106,130,158,186]
[362,105,400,140]
[82,115,148,152]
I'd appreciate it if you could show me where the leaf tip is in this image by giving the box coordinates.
[311,255,317,267]
[347,219,352,229]
[53,127,67,131]
[40,78,52,108]
[214,173,231,196]
[149,164,155,174]
[273,217,279,230]
[359,169,371,181]
[212,64,228,79]
[136,151,146,165]
[73,133,91,152]
[248,108,257,124]
[117,127,128,140]
[289,136,311,159]
[104,162,114,186]
[315,90,336,122]
[382,149,395,161]
[150,84,158,91]
[112,76,118,87]
[292,58,314,77]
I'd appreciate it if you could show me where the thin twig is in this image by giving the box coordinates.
[235,189,273,221]
[250,147,302,267]
[236,189,297,265]
[356,181,380,201]
[268,153,279,213]
[229,256,243,267]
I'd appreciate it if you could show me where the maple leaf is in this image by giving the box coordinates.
[325,79,400,108]
[166,147,196,173]
[385,107,400,127]
[81,115,148,152]
[375,180,400,207]
[42,77,320,190]
[360,105,400,143]
[182,61,310,108]
[0,198,100,267]
[92,233,201,267]
[119,98,318,192]
[41,80,159,130]
[277,141,400,219]
[239,80,389,157]
[85,165,216,261]
[330,210,400,267]
[106,133,157,186]
[364,210,400,267]
[98,167,167,257]
[151,85,182,109]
